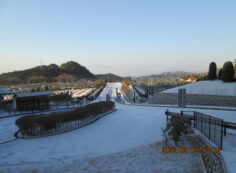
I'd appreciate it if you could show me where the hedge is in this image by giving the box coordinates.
[15,101,115,136]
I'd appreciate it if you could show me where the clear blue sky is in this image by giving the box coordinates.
[0,0,236,76]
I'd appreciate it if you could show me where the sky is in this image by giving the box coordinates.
[0,0,236,76]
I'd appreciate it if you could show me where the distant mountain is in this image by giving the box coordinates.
[142,71,192,78]
[0,61,95,84]
[96,73,123,82]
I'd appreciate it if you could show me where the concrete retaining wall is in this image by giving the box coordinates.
[149,93,236,107]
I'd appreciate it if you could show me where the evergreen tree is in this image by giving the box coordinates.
[222,61,235,82]
[208,62,217,80]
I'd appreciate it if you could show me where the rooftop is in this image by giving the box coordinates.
[17,91,54,98]
[0,88,15,95]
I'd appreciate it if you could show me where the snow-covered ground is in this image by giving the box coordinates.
[0,141,205,173]
[0,117,18,143]
[0,104,167,171]
[1,82,236,172]
[162,80,236,96]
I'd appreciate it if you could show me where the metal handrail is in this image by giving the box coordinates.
[165,110,236,133]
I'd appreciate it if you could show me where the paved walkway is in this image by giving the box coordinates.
[0,141,205,173]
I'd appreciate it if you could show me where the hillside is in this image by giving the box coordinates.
[0,61,95,84]
[96,73,123,82]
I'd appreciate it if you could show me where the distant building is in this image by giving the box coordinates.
[16,91,53,111]
[181,74,198,83]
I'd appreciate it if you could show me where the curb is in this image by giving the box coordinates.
[0,138,18,145]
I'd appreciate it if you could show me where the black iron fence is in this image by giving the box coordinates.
[0,99,86,118]
[165,110,224,149]
[0,85,107,118]
[194,112,223,149]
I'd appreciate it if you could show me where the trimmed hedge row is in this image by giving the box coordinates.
[15,101,115,136]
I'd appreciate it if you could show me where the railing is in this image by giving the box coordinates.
[0,85,107,119]
[223,121,236,136]
[165,110,224,149]
[194,111,223,149]
[0,100,85,118]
